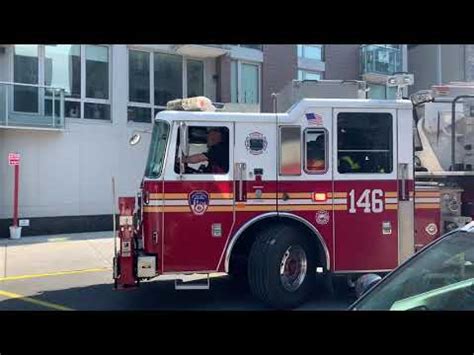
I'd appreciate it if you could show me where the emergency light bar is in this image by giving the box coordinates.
[166,96,217,112]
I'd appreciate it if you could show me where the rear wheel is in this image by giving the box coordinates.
[248,225,317,309]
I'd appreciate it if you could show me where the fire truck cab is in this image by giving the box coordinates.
[114,95,415,309]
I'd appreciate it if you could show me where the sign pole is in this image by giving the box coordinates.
[8,152,21,239]
[13,163,19,228]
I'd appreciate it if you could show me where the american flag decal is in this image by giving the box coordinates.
[305,113,323,125]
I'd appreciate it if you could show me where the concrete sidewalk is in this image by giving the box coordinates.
[0,231,114,279]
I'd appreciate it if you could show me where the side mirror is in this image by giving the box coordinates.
[178,122,188,176]
[129,133,141,146]
[355,273,382,298]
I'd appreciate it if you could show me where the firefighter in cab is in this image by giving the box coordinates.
[181,127,229,174]
[306,134,326,171]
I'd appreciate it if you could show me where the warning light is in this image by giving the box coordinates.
[313,192,327,202]
[166,96,216,112]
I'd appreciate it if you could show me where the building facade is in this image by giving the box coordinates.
[0,44,265,236]
[408,45,474,94]
[261,44,408,112]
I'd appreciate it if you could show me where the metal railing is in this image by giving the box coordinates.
[0,81,65,130]
[360,45,402,76]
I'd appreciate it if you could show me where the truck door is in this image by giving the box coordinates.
[333,109,399,272]
[162,121,234,273]
[233,121,277,225]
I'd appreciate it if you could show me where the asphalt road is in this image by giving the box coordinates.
[0,271,355,311]
[0,232,356,311]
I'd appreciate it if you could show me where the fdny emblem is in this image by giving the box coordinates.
[189,190,209,216]
[245,132,267,155]
[425,223,438,236]
[315,210,330,225]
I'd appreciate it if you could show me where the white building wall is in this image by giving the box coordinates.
[0,45,217,220]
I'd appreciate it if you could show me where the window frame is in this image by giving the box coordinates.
[297,45,324,61]
[303,127,329,175]
[230,59,261,105]
[297,69,323,81]
[127,47,206,123]
[167,121,234,181]
[279,125,302,176]
[335,110,396,177]
[10,44,112,121]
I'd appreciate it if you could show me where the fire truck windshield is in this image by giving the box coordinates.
[145,120,170,179]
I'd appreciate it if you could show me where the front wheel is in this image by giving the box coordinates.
[248,225,317,309]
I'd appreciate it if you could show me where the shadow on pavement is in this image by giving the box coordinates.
[0,276,356,311]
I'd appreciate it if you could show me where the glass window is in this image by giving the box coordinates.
[305,129,327,173]
[368,84,386,99]
[154,53,182,106]
[240,45,263,50]
[231,60,238,103]
[13,45,39,113]
[187,59,204,98]
[86,45,109,100]
[129,50,150,103]
[298,70,322,81]
[298,45,323,61]
[65,101,81,118]
[387,86,397,99]
[280,126,301,175]
[44,45,81,98]
[175,126,230,174]
[337,112,393,174]
[145,120,171,179]
[84,103,110,120]
[127,106,151,123]
[354,229,474,310]
[241,63,259,104]
[297,45,303,58]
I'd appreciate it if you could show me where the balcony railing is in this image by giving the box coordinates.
[360,45,402,76]
[0,81,65,130]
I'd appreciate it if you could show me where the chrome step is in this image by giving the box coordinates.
[174,274,210,290]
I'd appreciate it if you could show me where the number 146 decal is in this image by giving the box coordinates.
[348,189,384,213]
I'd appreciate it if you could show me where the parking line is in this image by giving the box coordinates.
[0,290,74,311]
[0,267,110,282]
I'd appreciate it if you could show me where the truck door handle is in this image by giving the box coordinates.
[235,162,247,202]
[398,163,409,201]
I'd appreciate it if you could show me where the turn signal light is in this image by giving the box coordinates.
[313,192,327,202]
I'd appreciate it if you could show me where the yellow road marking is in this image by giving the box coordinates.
[0,290,73,311]
[0,267,110,282]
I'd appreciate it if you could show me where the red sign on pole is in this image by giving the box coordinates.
[8,153,20,166]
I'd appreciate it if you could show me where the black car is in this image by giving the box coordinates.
[350,222,474,311]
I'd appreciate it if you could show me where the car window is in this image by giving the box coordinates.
[354,229,474,310]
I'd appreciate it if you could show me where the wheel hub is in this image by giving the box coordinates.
[280,245,307,292]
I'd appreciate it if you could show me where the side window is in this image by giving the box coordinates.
[174,126,229,174]
[337,112,393,174]
[305,129,327,173]
[280,126,301,175]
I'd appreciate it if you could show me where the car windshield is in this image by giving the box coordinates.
[144,120,170,179]
[353,228,474,310]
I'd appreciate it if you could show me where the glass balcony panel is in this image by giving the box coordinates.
[0,82,65,129]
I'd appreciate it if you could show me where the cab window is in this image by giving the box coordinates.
[175,126,229,174]
[280,126,301,176]
[305,129,327,173]
[337,112,393,174]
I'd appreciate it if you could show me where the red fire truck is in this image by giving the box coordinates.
[114,84,431,309]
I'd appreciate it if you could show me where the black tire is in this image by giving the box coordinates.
[248,224,317,309]
[228,255,249,290]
